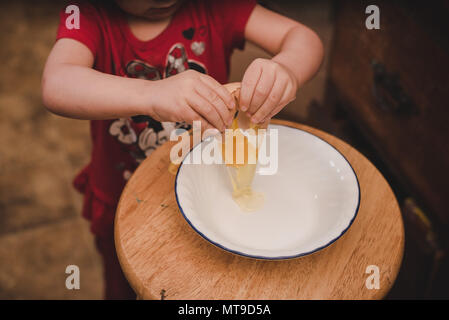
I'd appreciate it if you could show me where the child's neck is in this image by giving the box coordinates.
[126,14,172,42]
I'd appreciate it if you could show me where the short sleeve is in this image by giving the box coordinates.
[207,0,257,51]
[56,1,101,57]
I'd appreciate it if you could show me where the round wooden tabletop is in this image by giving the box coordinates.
[115,119,404,300]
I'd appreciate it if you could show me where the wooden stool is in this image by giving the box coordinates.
[115,119,404,299]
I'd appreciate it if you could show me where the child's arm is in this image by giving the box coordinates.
[42,39,235,131]
[239,5,324,123]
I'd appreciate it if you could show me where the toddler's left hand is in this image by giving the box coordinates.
[240,58,298,124]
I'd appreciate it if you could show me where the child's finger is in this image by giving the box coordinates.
[250,78,285,123]
[246,71,276,117]
[263,101,287,123]
[240,62,262,112]
[188,93,225,131]
[184,107,214,132]
[263,89,295,122]
[195,83,233,127]
[200,75,235,110]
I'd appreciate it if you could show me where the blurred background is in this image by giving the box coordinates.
[0,0,448,299]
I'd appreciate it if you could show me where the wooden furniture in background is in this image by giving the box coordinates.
[328,0,449,228]
[114,120,404,300]
[327,0,449,297]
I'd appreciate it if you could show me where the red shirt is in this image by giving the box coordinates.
[56,0,256,235]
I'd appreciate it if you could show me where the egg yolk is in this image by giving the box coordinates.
[221,117,264,212]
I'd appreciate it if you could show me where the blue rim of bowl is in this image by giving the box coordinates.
[174,124,361,260]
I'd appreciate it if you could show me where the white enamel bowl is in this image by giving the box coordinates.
[175,124,360,260]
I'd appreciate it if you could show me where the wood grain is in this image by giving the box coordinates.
[330,0,449,225]
[115,119,404,300]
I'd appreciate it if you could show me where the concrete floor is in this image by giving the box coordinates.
[0,0,333,299]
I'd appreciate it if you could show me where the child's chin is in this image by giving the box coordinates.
[144,11,174,20]
[144,4,181,20]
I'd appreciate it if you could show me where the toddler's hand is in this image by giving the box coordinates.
[149,70,235,132]
[240,58,297,124]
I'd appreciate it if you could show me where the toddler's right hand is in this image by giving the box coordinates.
[148,70,235,131]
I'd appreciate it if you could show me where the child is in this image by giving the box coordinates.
[42,0,323,299]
